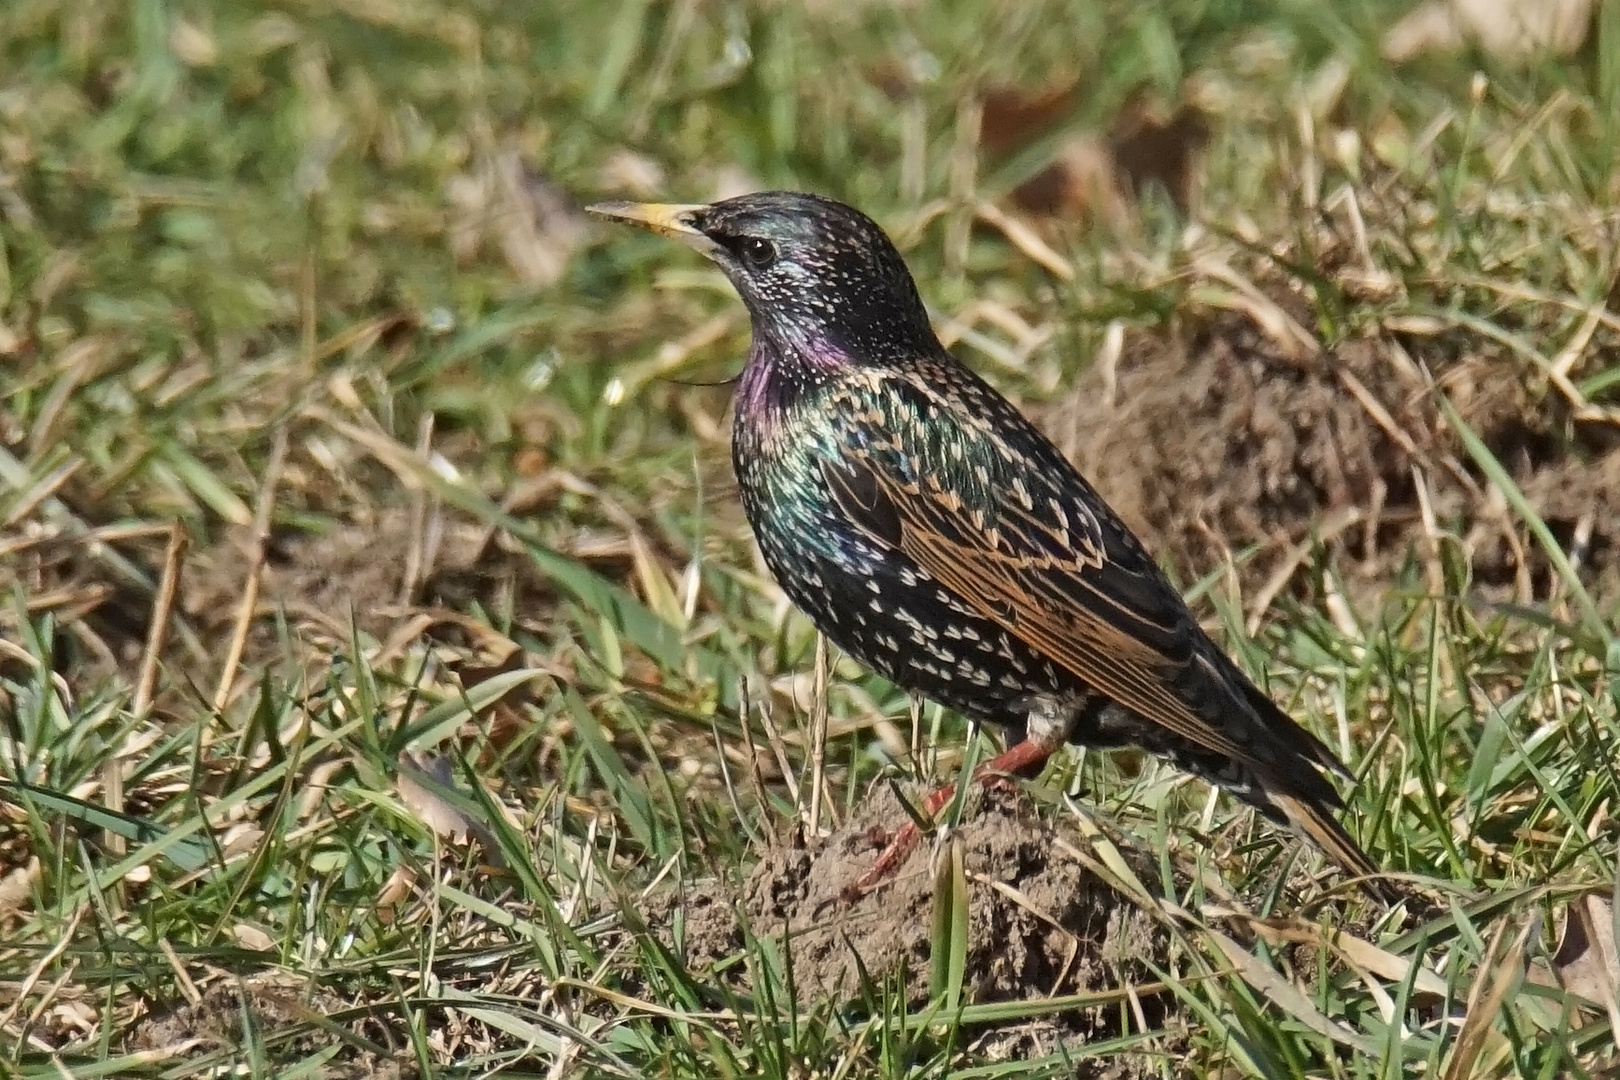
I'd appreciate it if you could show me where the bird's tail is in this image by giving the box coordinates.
[1268,788,1399,904]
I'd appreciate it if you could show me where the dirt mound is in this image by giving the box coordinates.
[658,786,1179,1064]
[124,973,404,1078]
[1051,306,1620,609]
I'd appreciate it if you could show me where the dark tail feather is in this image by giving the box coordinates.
[1269,789,1400,904]
[1240,678,1355,782]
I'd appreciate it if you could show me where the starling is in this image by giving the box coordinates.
[589,191,1389,901]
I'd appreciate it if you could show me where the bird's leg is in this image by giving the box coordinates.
[843,728,1065,901]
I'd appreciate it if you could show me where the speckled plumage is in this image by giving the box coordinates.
[589,191,1389,900]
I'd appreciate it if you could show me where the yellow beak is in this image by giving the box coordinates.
[586,201,722,259]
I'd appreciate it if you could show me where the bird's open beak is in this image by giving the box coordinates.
[586,201,723,259]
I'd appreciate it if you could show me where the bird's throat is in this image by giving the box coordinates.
[734,332,849,434]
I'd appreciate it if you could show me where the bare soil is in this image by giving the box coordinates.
[1052,304,1620,610]
[655,785,1182,1069]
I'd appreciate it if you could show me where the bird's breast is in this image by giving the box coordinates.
[730,402,1072,725]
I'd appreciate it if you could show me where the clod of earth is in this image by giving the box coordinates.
[653,785,1181,1062]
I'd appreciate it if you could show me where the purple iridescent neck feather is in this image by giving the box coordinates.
[735,326,850,422]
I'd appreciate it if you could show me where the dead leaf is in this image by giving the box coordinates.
[1011,135,1131,226]
[375,865,417,925]
[396,751,473,844]
[1385,0,1593,62]
[980,80,1080,155]
[395,750,515,867]
[984,87,1209,225]
[1541,890,1620,1031]
[219,822,265,859]
[0,857,39,921]
[233,923,275,951]
[1109,103,1209,214]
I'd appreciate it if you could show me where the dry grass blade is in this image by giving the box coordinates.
[738,678,778,846]
[756,683,801,809]
[106,520,189,859]
[0,904,85,1036]
[132,522,190,716]
[1201,923,1377,1054]
[1549,290,1612,379]
[1441,913,1537,1080]
[211,425,290,719]
[807,632,831,835]
[1191,256,1320,361]
[0,456,83,530]
[401,411,437,605]
[969,870,1081,995]
[1232,912,1450,1000]
[972,199,1075,280]
[1245,506,1363,634]
[156,938,203,1008]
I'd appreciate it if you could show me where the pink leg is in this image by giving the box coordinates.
[842,737,1060,901]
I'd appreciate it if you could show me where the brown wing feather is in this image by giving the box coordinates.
[825,448,1259,768]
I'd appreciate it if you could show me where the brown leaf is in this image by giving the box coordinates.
[1010,135,1131,226]
[1549,891,1620,1030]
[1108,102,1210,214]
[0,857,39,922]
[375,865,417,925]
[396,751,474,844]
[233,923,275,952]
[1000,97,1210,225]
[980,80,1080,155]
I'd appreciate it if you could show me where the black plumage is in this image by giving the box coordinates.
[589,191,1389,901]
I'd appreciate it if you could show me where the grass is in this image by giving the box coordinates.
[2,0,1619,1076]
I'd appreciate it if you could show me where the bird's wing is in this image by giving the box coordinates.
[820,366,1263,770]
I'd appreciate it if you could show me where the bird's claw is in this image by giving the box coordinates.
[842,820,924,902]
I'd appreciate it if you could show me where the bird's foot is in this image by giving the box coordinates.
[840,782,960,902]
[840,737,1061,903]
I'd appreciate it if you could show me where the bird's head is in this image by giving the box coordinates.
[588,191,936,362]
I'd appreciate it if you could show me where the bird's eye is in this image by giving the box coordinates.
[738,237,778,270]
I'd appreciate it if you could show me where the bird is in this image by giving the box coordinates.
[588,191,1391,903]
